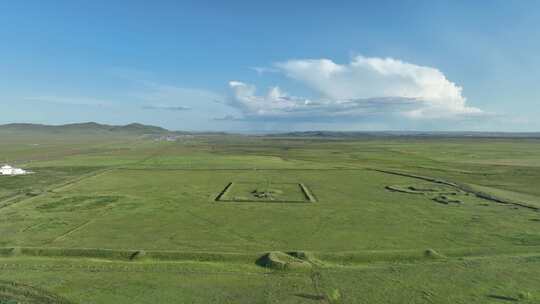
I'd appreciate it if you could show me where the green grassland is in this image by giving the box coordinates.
[1,130,540,303]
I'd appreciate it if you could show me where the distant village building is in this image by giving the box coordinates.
[0,165,29,176]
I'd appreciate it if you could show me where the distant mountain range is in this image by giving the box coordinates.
[267,130,540,139]
[1,122,539,138]
[0,122,173,135]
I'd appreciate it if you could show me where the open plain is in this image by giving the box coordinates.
[1,126,540,303]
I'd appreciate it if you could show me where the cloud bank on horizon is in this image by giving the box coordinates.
[228,55,483,121]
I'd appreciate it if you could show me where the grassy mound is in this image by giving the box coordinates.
[433,195,463,205]
[386,183,460,195]
[423,248,447,260]
[387,182,469,207]
[0,280,74,304]
[256,251,312,270]
[299,183,317,202]
[15,247,138,261]
[251,188,283,199]
[287,251,323,265]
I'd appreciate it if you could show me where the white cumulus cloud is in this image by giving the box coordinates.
[228,81,312,117]
[229,55,483,120]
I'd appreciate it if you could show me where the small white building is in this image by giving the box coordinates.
[0,165,28,176]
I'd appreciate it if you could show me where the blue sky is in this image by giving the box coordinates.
[1,0,539,132]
